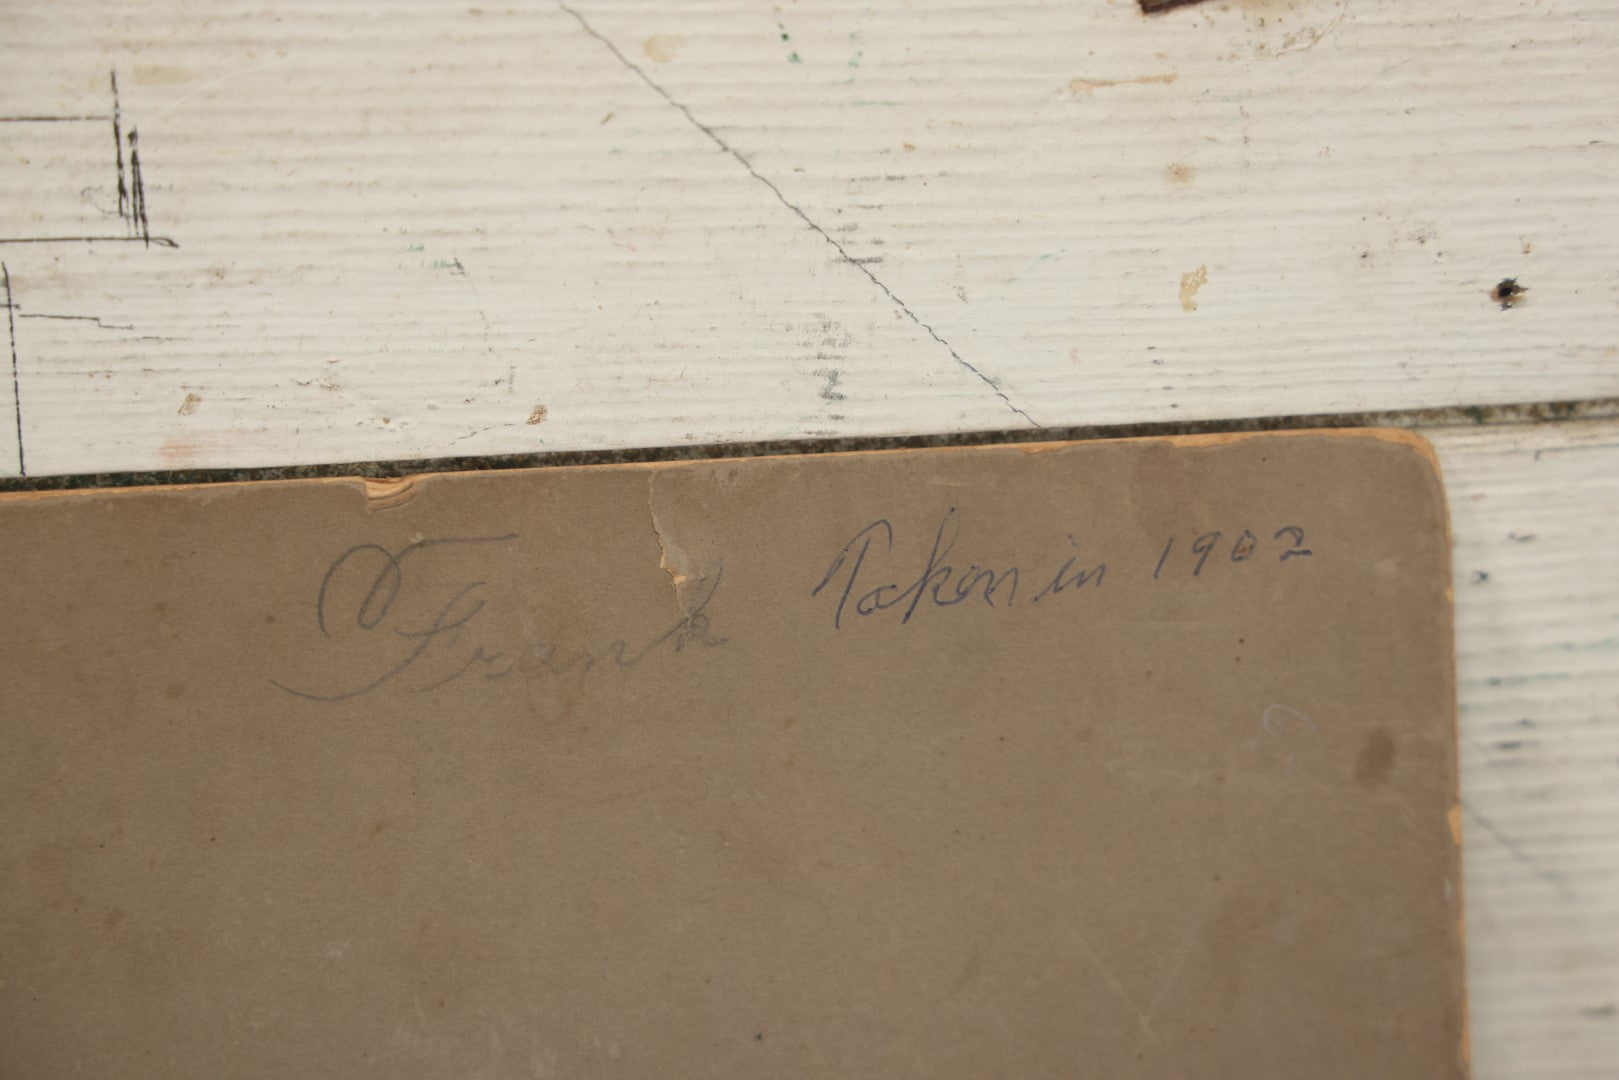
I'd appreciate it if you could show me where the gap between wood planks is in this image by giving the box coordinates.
[2,396,1615,494]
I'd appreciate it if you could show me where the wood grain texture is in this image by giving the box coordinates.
[1,1,1617,476]
[1431,420,1619,1078]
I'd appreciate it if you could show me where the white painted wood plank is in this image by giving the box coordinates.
[1430,420,1619,1078]
[2,1,1618,476]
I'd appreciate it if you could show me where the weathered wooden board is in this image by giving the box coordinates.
[1434,420,1619,1078]
[2,1,1617,476]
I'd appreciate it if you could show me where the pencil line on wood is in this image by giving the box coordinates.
[128,126,150,246]
[1462,800,1575,900]
[16,313,135,330]
[556,2,1041,429]
[0,115,111,123]
[0,236,179,248]
[3,264,24,477]
[112,70,129,225]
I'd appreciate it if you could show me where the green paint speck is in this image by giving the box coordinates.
[406,243,424,252]
[789,51,801,63]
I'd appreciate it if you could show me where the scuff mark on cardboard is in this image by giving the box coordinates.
[648,474,691,599]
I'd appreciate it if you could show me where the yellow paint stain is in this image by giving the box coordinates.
[527,403,549,425]
[1165,162,1195,186]
[1178,265,1208,312]
[1447,804,1463,846]
[643,35,683,62]
[177,392,202,416]
[134,64,197,86]
[1068,73,1178,95]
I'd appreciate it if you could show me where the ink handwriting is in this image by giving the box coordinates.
[814,508,1311,629]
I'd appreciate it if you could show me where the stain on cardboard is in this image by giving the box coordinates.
[1354,728,1397,785]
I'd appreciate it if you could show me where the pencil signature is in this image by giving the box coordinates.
[271,534,726,702]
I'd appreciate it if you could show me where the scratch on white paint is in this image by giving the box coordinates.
[148,59,293,121]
